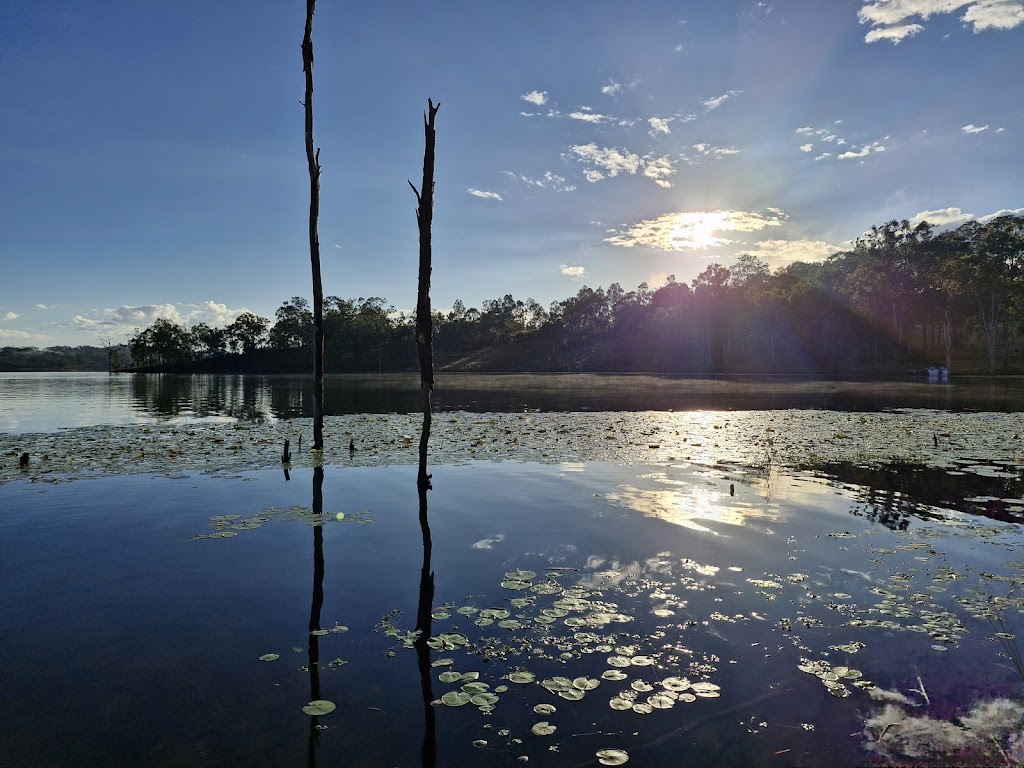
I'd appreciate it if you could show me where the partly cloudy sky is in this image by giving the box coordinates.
[1,0,1021,345]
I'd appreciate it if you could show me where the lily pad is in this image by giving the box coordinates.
[302,699,336,716]
[597,748,630,765]
[258,653,280,662]
[531,721,557,736]
[441,691,472,707]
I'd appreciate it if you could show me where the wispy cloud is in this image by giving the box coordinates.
[2,311,19,320]
[910,205,1024,228]
[605,209,786,251]
[521,90,548,106]
[568,144,678,188]
[692,143,741,157]
[642,155,677,188]
[560,265,587,277]
[70,301,250,339]
[837,140,886,159]
[702,90,742,111]
[569,111,612,124]
[859,0,1024,43]
[569,144,642,179]
[601,80,622,96]
[501,170,576,192]
[961,123,989,133]
[0,328,48,341]
[751,239,840,268]
[468,188,503,201]
[648,117,672,135]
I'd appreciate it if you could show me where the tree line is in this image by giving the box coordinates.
[116,213,1023,375]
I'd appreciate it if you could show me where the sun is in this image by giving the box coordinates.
[668,211,730,250]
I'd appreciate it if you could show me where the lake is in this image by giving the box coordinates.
[2,373,1023,767]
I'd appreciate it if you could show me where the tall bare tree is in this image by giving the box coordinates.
[302,0,325,450]
[409,99,440,488]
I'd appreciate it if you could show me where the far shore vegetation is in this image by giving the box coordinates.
[4,215,1024,376]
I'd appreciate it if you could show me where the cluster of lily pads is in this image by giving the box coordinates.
[5,409,1024,492]
[190,506,374,540]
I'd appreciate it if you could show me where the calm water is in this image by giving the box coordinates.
[2,374,1023,767]
[4,372,1024,432]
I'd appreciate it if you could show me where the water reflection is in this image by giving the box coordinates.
[10,372,1024,434]
[606,472,781,533]
[307,466,326,767]
[816,461,1024,527]
[414,409,437,766]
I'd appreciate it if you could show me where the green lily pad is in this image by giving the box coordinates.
[441,691,472,707]
[438,671,462,683]
[531,721,557,736]
[302,699,336,716]
[507,671,536,684]
[258,653,280,662]
[596,748,629,765]
[471,692,500,707]
[534,703,557,715]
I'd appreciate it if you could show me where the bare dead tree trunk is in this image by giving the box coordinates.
[409,99,439,490]
[302,0,325,451]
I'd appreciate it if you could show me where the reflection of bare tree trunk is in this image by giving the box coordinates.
[410,99,439,489]
[414,467,436,768]
[302,0,325,450]
[307,466,325,768]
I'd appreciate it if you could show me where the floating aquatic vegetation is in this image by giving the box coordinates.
[6,410,1022,499]
[596,747,629,765]
[258,653,280,662]
[302,699,336,716]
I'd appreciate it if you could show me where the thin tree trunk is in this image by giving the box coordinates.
[410,99,440,489]
[302,0,325,450]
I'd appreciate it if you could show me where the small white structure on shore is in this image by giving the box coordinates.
[927,365,950,381]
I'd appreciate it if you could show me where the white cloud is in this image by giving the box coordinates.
[816,152,833,160]
[963,0,1024,29]
[569,144,679,188]
[693,143,741,157]
[864,22,925,42]
[996,127,1005,132]
[909,206,1024,228]
[601,80,622,96]
[648,117,672,135]
[501,171,576,192]
[800,143,814,152]
[961,123,989,133]
[702,90,742,111]
[2,311,19,320]
[642,155,677,188]
[0,328,49,341]
[858,0,1024,43]
[751,239,840,268]
[69,301,251,339]
[674,42,685,51]
[837,140,886,159]
[521,90,548,106]
[979,207,1024,221]
[569,144,642,178]
[605,209,786,251]
[560,265,587,277]
[569,111,611,123]
[34,304,50,310]
[909,207,976,227]
[468,188,503,201]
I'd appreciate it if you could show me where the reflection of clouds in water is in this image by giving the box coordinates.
[575,552,692,590]
[471,533,504,550]
[607,476,781,533]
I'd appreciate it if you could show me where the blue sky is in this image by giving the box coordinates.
[1,0,1022,346]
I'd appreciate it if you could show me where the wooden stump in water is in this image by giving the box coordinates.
[19,452,29,468]
[281,439,291,464]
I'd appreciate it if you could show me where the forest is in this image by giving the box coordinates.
[7,214,1023,375]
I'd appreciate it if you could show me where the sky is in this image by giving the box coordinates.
[1,0,1023,347]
